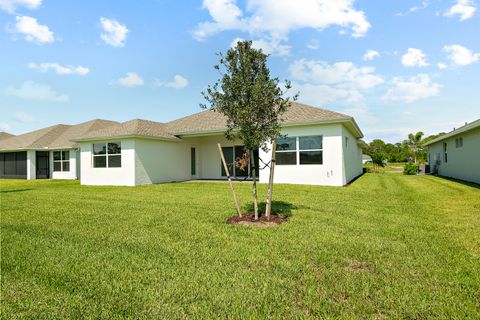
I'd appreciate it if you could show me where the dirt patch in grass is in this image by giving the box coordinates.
[226,213,288,227]
[345,259,371,272]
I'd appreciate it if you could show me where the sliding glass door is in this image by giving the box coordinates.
[220,146,256,177]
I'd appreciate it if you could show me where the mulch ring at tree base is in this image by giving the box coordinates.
[226,213,289,227]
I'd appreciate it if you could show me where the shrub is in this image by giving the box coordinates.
[371,152,386,167]
[403,163,419,175]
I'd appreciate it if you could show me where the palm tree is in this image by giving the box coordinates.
[408,131,424,164]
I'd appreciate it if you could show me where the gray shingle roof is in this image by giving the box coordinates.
[166,102,353,135]
[0,132,15,140]
[75,119,180,141]
[0,103,363,149]
[0,119,118,151]
[423,118,480,146]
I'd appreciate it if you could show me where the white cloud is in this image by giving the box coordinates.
[230,37,290,56]
[12,15,54,44]
[444,0,476,21]
[3,81,69,102]
[290,59,384,89]
[0,122,12,131]
[289,59,383,105]
[443,44,480,66]
[0,0,41,13]
[437,62,448,69]
[100,17,128,47]
[363,49,380,61]
[155,75,189,89]
[194,0,370,53]
[13,111,34,123]
[401,48,429,67]
[383,74,440,103]
[28,62,90,75]
[116,72,144,87]
[307,39,319,50]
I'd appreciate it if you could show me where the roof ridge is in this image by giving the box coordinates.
[29,124,71,148]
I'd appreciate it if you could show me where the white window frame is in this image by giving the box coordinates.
[92,142,122,168]
[276,135,323,166]
[53,150,70,172]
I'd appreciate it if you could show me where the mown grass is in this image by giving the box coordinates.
[1,174,479,319]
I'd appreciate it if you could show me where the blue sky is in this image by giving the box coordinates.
[0,0,479,142]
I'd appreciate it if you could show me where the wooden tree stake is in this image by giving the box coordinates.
[265,140,276,219]
[217,143,242,217]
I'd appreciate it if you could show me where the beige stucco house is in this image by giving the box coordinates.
[0,103,364,186]
[424,119,480,184]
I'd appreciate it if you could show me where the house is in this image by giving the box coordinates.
[423,119,480,184]
[362,154,372,164]
[0,103,364,186]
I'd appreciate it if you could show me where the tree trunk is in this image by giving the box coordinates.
[250,149,259,220]
[217,143,242,217]
[265,140,276,220]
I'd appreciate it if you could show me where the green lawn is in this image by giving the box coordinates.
[1,174,479,319]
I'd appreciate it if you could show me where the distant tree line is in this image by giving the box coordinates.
[360,131,446,165]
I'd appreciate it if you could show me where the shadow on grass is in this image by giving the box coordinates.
[0,188,33,193]
[432,175,480,189]
[243,201,296,217]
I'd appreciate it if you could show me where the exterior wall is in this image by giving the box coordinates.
[134,138,192,185]
[258,124,346,186]
[27,150,36,180]
[342,126,363,184]
[50,149,78,180]
[427,128,480,184]
[79,139,136,186]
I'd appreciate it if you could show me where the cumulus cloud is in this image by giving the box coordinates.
[437,62,448,69]
[0,122,12,131]
[3,81,69,102]
[0,0,41,13]
[116,72,144,87]
[28,62,90,75]
[13,111,34,123]
[194,0,370,55]
[289,59,383,105]
[154,75,189,89]
[100,17,129,47]
[444,0,476,21]
[11,15,54,44]
[363,49,380,61]
[443,44,480,66]
[401,48,429,67]
[383,74,440,103]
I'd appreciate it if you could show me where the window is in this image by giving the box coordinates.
[276,137,296,165]
[53,151,70,172]
[443,142,447,163]
[455,137,463,148]
[93,142,121,168]
[276,135,323,165]
[345,137,349,148]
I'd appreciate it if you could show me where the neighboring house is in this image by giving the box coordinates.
[362,154,372,164]
[0,120,118,179]
[0,103,364,186]
[424,119,480,184]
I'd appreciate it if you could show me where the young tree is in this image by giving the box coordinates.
[407,131,424,164]
[201,40,297,220]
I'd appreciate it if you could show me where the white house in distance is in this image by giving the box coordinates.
[0,103,364,186]
[424,119,480,185]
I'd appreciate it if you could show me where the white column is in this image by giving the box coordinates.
[26,150,36,180]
